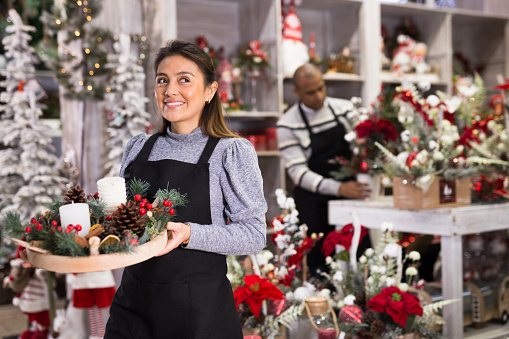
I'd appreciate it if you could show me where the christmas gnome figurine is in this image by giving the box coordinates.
[67,271,116,339]
[2,247,52,339]
[281,5,309,76]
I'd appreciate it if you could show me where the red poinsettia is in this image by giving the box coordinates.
[233,275,285,318]
[355,118,398,142]
[322,223,369,258]
[367,286,423,328]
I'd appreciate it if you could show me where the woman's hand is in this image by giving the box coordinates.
[155,222,191,256]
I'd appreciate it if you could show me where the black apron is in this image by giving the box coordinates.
[293,104,353,275]
[105,133,242,339]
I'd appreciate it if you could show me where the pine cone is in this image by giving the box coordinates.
[363,310,377,326]
[355,290,367,310]
[64,185,87,204]
[370,319,386,336]
[109,201,147,238]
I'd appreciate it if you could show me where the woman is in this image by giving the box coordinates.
[104,40,267,338]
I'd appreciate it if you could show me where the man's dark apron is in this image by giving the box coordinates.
[293,104,353,274]
[104,134,242,339]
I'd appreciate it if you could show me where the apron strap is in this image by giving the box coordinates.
[197,137,220,164]
[298,102,341,136]
[124,133,161,181]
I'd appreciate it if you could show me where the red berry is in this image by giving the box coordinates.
[146,203,153,210]
[129,239,138,245]
[30,218,37,224]
[134,194,142,201]
[106,215,112,221]
[142,199,148,204]
[139,202,146,208]
[51,221,58,227]
[39,216,44,221]
[94,192,99,199]
[57,226,63,231]
[167,201,173,207]
[65,228,71,233]
[168,208,175,215]
[25,226,32,233]
[139,208,147,215]
[67,224,74,230]
[35,224,43,231]
[75,225,82,232]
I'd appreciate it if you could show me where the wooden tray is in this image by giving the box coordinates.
[12,231,168,273]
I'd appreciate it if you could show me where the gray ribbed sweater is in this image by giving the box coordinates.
[119,127,267,255]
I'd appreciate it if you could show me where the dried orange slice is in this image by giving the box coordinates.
[99,235,121,247]
[89,224,102,233]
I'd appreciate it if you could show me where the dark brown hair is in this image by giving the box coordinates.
[154,40,239,138]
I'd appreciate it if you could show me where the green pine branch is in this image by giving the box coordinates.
[127,178,150,201]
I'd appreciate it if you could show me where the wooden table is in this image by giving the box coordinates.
[328,198,509,339]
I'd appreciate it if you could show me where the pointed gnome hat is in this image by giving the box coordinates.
[283,7,303,42]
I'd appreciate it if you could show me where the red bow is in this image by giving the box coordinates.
[321,223,369,258]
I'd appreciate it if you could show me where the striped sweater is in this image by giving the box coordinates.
[276,97,354,197]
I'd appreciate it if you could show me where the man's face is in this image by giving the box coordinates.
[293,72,327,111]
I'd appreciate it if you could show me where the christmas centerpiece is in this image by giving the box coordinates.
[321,221,457,338]
[374,83,477,209]
[1,177,187,273]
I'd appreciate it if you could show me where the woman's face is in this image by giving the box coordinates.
[155,55,216,134]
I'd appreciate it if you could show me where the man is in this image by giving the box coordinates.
[276,63,370,275]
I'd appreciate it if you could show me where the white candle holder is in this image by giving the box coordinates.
[97,177,127,215]
[59,202,91,237]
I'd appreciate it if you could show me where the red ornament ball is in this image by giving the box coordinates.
[168,208,175,215]
[25,226,32,233]
[139,202,146,208]
[142,199,148,204]
[339,305,363,324]
[106,215,112,221]
[75,225,82,232]
[139,208,147,215]
[134,194,142,201]
[35,224,43,231]
[51,221,58,227]
[146,203,153,210]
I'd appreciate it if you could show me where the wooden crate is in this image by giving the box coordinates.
[393,177,471,210]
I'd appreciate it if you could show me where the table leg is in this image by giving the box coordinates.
[441,234,464,338]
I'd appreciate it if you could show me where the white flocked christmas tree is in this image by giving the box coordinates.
[104,33,151,177]
[0,9,67,221]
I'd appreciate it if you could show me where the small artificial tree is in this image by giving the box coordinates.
[0,9,67,222]
[104,33,151,177]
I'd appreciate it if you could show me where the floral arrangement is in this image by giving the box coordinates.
[329,97,398,181]
[195,36,220,67]
[227,189,323,338]
[374,83,478,189]
[235,40,271,77]
[1,178,186,257]
[321,221,456,338]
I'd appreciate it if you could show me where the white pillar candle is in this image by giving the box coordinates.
[59,202,91,237]
[97,177,127,215]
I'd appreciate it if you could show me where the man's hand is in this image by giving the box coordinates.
[338,181,371,199]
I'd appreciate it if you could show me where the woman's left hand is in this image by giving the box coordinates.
[155,222,191,256]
